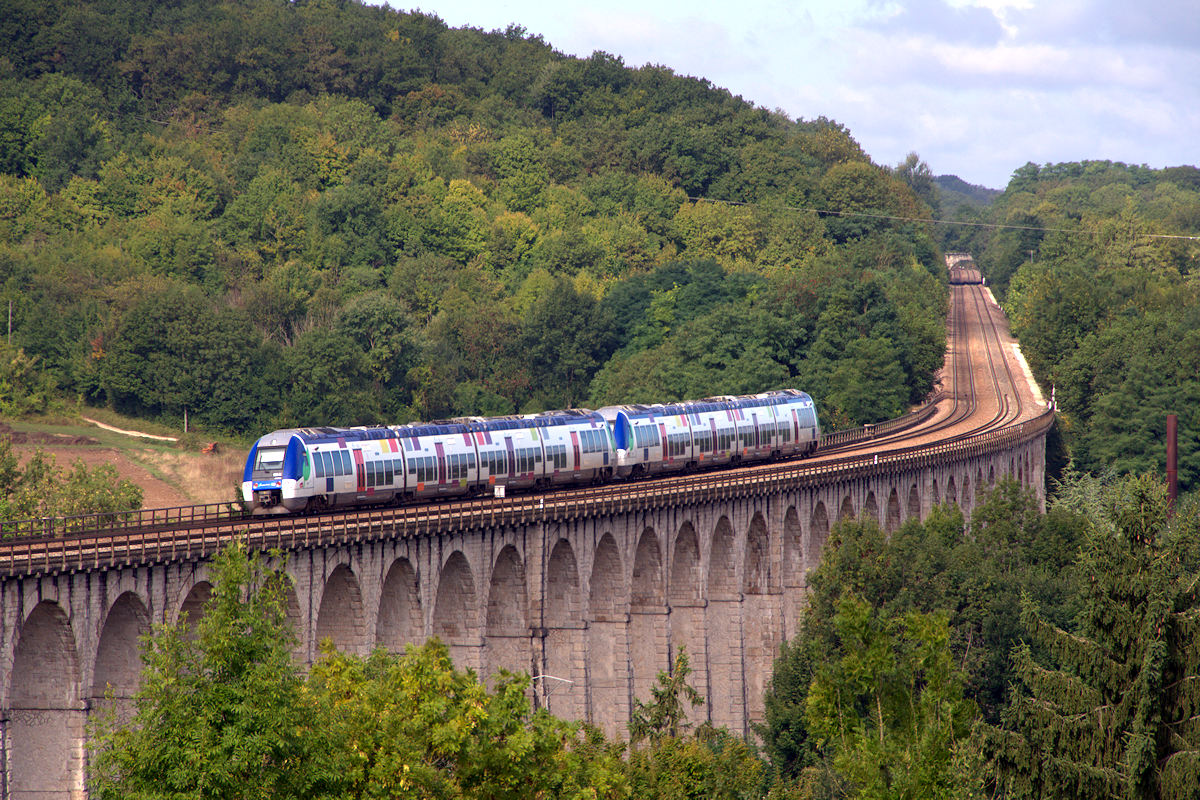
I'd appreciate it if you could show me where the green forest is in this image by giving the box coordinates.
[0,0,947,438]
[6,1,1200,798]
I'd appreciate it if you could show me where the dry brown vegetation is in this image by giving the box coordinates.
[4,416,248,511]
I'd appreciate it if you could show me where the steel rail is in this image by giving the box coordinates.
[0,279,1053,577]
[0,408,1054,577]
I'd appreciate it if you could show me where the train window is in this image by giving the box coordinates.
[254,447,286,472]
[313,452,325,478]
[469,454,476,469]
[408,457,417,476]
[385,462,393,485]
[368,462,376,488]
[339,450,351,475]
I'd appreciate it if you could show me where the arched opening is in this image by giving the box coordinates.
[807,502,830,572]
[177,580,213,637]
[588,533,627,735]
[708,515,741,730]
[947,476,958,505]
[862,492,879,525]
[92,592,150,726]
[885,488,902,534]
[907,484,921,521]
[316,564,367,655]
[838,495,855,521]
[669,522,702,605]
[9,601,81,798]
[485,545,530,679]
[433,551,479,669]
[589,534,623,621]
[377,557,422,653]
[631,527,667,724]
[543,539,583,719]
[743,512,777,732]
[783,506,803,587]
[743,513,769,595]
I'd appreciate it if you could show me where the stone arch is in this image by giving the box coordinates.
[486,545,530,678]
[631,527,668,716]
[589,533,624,620]
[709,516,738,599]
[9,601,81,799]
[631,527,664,608]
[546,540,580,626]
[433,551,478,641]
[544,538,583,720]
[783,506,803,587]
[316,564,367,655]
[669,522,703,605]
[907,484,921,521]
[377,557,422,653]
[988,465,996,486]
[486,546,527,636]
[947,475,958,505]
[838,495,855,521]
[743,513,769,594]
[862,491,879,525]
[807,502,830,572]
[932,478,941,506]
[92,591,150,724]
[885,488,902,534]
[177,580,213,635]
[588,533,627,734]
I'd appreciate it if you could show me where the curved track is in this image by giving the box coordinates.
[0,270,1053,574]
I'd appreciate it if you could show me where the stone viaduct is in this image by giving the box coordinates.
[0,413,1050,799]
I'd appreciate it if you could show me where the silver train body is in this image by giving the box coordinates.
[242,389,819,514]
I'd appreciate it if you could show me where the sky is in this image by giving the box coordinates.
[389,0,1199,189]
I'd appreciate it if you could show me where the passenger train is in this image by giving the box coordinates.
[242,389,820,514]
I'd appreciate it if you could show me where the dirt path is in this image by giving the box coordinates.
[80,416,179,442]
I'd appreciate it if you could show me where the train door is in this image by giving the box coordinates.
[353,449,365,493]
[435,441,446,485]
[570,430,581,472]
[505,436,515,478]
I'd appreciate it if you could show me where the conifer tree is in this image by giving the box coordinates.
[979,475,1200,799]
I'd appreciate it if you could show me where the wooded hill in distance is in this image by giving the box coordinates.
[939,159,1200,492]
[0,0,946,437]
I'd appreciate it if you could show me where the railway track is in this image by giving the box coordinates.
[0,276,1053,576]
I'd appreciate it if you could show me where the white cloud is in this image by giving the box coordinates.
[393,0,1199,188]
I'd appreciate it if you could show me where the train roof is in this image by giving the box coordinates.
[598,389,812,420]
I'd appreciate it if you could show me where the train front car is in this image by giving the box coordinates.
[243,429,312,514]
